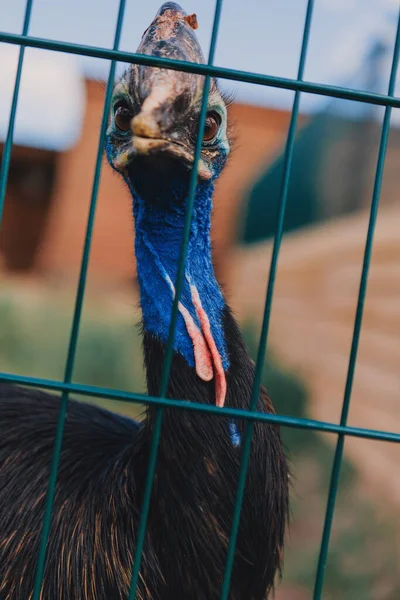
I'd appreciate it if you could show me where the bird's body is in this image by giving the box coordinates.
[0,310,285,600]
[0,3,289,598]
[0,385,145,599]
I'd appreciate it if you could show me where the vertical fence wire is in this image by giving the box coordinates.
[0,0,33,226]
[312,8,400,599]
[31,1,127,597]
[127,2,224,597]
[220,1,315,597]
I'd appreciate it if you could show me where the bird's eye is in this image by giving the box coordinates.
[203,111,221,143]
[114,102,133,132]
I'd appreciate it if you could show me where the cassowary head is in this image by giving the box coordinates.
[106,1,230,200]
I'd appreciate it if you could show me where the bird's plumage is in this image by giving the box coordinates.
[0,3,289,598]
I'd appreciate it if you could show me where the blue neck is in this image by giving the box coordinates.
[130,178,230,373]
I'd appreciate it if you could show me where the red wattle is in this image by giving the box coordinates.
[177,301,213,382]
[190,285,227,408]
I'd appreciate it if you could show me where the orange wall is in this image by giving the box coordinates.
[37,80,134,286]
[0,146,55,273]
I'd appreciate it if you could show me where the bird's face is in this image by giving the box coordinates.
[105,2,230,200]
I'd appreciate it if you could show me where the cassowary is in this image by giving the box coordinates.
[0,3,289,599]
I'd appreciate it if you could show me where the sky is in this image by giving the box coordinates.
[0,0,399,148]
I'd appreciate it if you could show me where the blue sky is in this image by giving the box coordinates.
[0,0,399,148]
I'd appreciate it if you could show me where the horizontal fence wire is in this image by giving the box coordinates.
[1,372,400,445]
[2,31,400,108]
[0,1,399,599]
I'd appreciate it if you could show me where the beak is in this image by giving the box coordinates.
[126,2,212,180]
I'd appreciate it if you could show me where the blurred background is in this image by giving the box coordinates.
[1,0,400,597]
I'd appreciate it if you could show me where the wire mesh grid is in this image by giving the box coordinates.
[0,1,400,598]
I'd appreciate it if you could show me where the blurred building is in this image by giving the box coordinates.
[1,40,399,289]
[240,40,399,245]
[0,46,84,275]
[0,69,298,287]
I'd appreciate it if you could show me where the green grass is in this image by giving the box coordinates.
[0,288,145,418]
[0,290,399,598]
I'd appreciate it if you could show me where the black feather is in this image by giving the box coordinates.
[0,304,288,599]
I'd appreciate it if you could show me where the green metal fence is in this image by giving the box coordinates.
[0,1,400,598]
